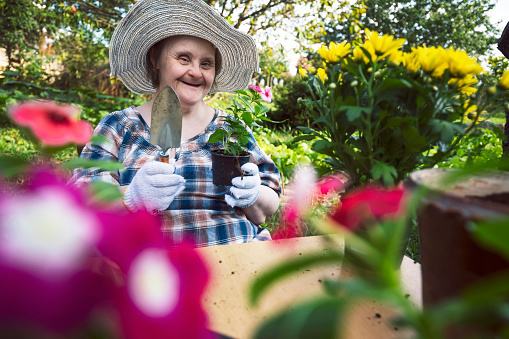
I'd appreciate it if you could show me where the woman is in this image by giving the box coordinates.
[70,0,281,247]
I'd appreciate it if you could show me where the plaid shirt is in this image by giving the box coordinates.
[69,106,281,248]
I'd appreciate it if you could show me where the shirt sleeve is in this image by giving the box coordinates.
[246,127,282,197]
[68,111,125,188]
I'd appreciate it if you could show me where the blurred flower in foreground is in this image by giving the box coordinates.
[0,170,211,338]
[273,167,348,239]
[8,100,92,147]
[117,245,210,339]
[329,185,407,231]
[0,171,111,335]
[248,85,272,103]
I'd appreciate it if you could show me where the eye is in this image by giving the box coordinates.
[201,61,214,69]
[178,55,190,63]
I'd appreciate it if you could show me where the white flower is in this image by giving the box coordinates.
[0,187,100,275]
[127,248,180,317]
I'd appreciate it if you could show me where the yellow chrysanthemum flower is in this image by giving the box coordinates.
[365,29,406,59]
[449,74,478,95]
[298,66,316,78]
[318,41,351,64]
[445,48,484,78]
[412,46,448,77]
[298,67,308,78]
[499,70,509,89]
[401,52,420,73]
[317,68,328,83]
[352,45,370,63]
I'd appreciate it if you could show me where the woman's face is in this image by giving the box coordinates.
[156,36,216,108]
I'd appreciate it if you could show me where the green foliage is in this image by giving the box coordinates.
[316,0,498,57]
[256,128,327,184]
[209,88,271,156]
[268,76,315,130]
[0,74,144,127]
[254,45,289,87]
[436,124,505,169]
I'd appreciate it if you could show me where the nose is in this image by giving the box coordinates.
[187,62,202,77]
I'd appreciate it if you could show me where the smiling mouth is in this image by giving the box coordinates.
[181,80,201,88]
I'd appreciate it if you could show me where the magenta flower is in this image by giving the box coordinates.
[8,100,92,147]
[0,170,112,335]
[115,245,211,339]
[248,84,272,103]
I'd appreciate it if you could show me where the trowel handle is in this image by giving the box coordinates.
[158,148,176,164]
[158,154,170,164]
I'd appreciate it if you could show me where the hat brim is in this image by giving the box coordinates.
[109,0,259,94]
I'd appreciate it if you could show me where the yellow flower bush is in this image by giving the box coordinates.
[295,29,509,187]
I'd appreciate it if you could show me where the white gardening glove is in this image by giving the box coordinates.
[123,159,186,213]
[225,163,261,208]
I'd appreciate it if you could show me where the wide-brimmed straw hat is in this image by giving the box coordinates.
[498,22,509,59]
[109,0,259,94]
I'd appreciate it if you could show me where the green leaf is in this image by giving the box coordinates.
[253,297,347,339]
[370,160,397,185]
[470,218,509,262]
[89,181,123,202]
[250,252,343,305]
[91,134,111,145]
[208,129,225,143]
[0,155,30,177]
[339,106,370,122]
[429,119,464,143]
[241,111,254,126]
[312,140,335,157]
[62,159,124,171]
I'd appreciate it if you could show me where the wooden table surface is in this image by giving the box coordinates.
[197,235,422,339]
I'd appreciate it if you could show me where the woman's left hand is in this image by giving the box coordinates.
[225,163,260,208]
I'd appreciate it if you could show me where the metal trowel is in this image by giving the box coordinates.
[150,86,182,163]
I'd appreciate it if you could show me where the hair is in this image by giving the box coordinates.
[146,36,222,89]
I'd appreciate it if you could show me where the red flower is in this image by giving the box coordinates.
[315,173,349,197]
[330,185,407,231]
[8,100,92,146]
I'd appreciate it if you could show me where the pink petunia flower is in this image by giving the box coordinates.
[0,170,113,335]
[248,84,272,103]
[8,100,92,147]
[116,245,211,339]
[329,185,407,231]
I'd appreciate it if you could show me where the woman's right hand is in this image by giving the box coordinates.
[123,159,186,213]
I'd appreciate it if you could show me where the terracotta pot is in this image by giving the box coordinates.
[210,150,251,186]
[407,169,509,308]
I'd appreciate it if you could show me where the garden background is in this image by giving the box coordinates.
[1,0,509,262]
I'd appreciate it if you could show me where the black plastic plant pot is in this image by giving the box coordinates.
[211,150,251,186]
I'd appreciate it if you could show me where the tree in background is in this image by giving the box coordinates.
[313,0,498,57]
[254,44,289,87]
